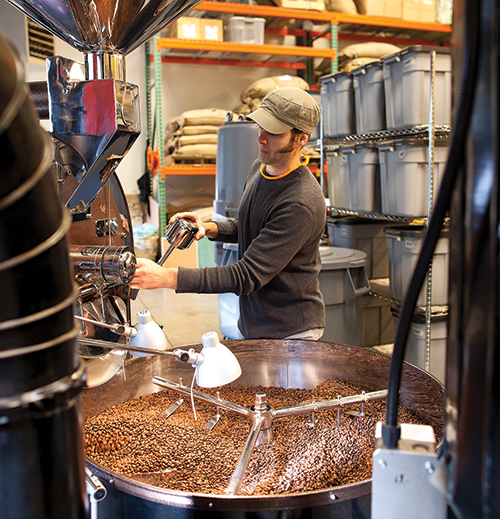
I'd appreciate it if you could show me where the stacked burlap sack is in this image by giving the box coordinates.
[317,41,402,76]
[232,75,310,116]
[324,0,358,13]
[165,108,231,162]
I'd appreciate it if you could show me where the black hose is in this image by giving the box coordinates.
[382,0,482,448]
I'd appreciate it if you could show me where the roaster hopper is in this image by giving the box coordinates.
[83,339,444,518]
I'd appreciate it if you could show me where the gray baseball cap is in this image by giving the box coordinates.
[246,86,321,135]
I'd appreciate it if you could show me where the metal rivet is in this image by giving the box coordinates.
[378,459,387,469]
[424,461,434,474]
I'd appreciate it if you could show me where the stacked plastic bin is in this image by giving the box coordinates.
[385,225,450,382]
[322,46,452,217]
[320,46,452,378]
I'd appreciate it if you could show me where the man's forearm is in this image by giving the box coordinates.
[204,221,219,239]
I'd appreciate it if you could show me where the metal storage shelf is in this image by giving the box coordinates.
[321,50,448,359]
[321,124,451,149]
[156,37,336,69]
[321,125,452,223]
[326,207,426,224]
[149,6,451,237]
[161,164,216,176]
[158,2,451,72]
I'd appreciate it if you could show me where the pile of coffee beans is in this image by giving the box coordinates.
[84,379,430,495]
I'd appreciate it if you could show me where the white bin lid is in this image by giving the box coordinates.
[320,246,367,270]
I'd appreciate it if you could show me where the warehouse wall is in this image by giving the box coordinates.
[0,1,312,199]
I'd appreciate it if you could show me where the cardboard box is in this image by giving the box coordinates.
[200,19,224,41]
[168,17,200,39]
[273,0,325,12]
[402,0,436,22]
[360,0,402,18]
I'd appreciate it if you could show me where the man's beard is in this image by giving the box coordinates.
[262,134,298,165]
[276,134,298,155]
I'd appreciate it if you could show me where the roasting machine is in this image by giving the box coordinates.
[7,0,204,387]
[1,0,500,517]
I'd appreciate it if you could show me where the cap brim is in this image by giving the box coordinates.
[246,107,293,134]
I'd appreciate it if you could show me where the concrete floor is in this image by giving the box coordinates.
[130,288,394,355]
[131,288,223,348]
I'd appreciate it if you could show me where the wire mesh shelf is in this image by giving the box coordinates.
[321,125,451,149]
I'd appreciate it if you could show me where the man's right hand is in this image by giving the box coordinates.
[130,258,178,290]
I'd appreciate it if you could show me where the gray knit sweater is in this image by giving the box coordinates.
[177,160,326,339]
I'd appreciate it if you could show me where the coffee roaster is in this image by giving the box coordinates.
[7,0,204,387]
[1,0,500,517]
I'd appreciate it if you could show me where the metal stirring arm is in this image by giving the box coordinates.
[225,415,265,495]
[152,376,252,418]
[272,389,388,419]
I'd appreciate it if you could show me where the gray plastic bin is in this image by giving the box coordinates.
[319,246,371,345]
[381,45,452,130]
[352,61,386,133]
[378,139,450,217]
[320,72,355,137]
[342,143,381,213]
[326,149,349,209]
[384,225,450,307]
[326,217,389,279]
[393,308,448,383]
[217,244,244,339]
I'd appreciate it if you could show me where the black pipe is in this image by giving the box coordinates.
[382,0,482,447]
[0,33,87,519]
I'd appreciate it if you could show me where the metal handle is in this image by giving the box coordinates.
[158,217,198,266]
[85,467,106,501]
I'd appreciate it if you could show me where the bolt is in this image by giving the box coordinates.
[378,459,387,469]
[424,461,435,474]
[254,392,267,411]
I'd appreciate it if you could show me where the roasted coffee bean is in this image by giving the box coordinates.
[84,380,436,496]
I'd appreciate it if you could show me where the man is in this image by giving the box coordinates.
[131,86,326,340]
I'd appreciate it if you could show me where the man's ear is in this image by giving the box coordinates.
[297,132,310,147]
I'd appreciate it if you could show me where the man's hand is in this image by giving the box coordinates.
[169,212,218,240]
[130,258,178,290]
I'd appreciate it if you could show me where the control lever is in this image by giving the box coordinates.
[75,315,138,338]
[158,217,198,266]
